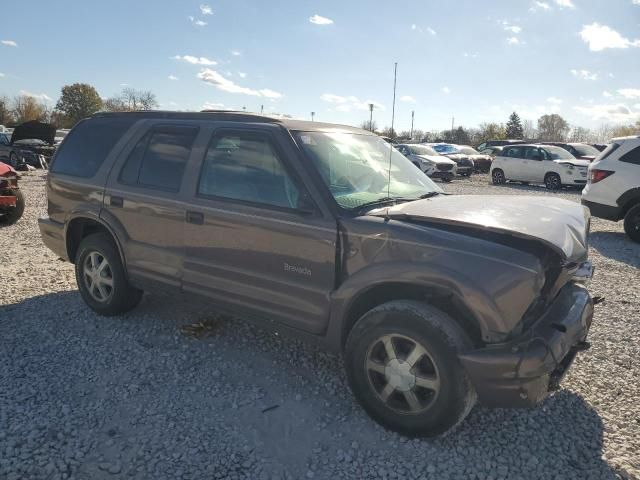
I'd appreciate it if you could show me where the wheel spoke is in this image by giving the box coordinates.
[379,382,395,403]
[97,258,109,274]
[366,359,386,375]
[403,390,422,412]
[381,336,397,360]
[404,343,427,367]
[101,277,114,287]
[96,282,108,300]
[414,374,439,391]
[90,253,99,271]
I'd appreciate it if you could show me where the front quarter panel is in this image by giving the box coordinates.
[330,215,545,346]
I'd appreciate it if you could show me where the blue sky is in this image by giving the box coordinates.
[1,0,639,131]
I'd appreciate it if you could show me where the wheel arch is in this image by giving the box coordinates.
[65,215,126,267]
[618,187,640,216]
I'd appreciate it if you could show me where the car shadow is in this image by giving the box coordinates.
[497,181,583,195]
[589,231,640,268]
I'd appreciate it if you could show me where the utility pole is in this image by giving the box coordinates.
[311,111,315,122]
[260,105,264,114]
[369,103,374,132]
[451,116,455,133]
[410,110,415,139]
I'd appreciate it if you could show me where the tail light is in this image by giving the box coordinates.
[589,169,614,184]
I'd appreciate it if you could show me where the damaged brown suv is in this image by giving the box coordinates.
[39,111,595,436]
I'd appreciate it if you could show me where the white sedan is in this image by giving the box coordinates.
[395,144,457,182]
[490,144,589,190]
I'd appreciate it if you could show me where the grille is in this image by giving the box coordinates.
[437,164,453,171]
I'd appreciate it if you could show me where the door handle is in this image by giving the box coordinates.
[186,211,204,225]
[110,196,124,208]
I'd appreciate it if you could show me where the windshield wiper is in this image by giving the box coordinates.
[353,197,410,213]
[418,192,440,199]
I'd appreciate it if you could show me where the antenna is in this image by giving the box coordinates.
[386,62,398,203]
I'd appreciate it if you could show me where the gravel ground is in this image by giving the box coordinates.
[1,171,639,480]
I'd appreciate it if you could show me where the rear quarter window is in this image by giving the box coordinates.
[50,117,136,178]
[620,145,640,166]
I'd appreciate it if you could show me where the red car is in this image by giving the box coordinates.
[0,162,25,225]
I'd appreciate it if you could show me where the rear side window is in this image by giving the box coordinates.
[504,146,523,158]
[50,117,136,177]
[119,125,198,191]
[619,145,640,166]
[596,143,620,162]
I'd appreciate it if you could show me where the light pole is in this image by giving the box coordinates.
[311,111,315,122]
[410,110,415,139]
[260,105,264,114]
[368,103,374,132]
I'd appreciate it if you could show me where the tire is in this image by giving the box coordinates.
[9,152,19,168]
[0,189,25,225]
[624,203,640,243]
[544,172,562,190]
[344,300,476,437]
[491,169,506,185]
[75,233,143,316]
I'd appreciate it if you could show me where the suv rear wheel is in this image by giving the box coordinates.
[491,169,506,185]
[624,203,640,243]
[344,300,476,437]
[545,172,562,190]
[75,233,143,315]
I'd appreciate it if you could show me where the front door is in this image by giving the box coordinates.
[523,146,545,181]
[181,126,337,335]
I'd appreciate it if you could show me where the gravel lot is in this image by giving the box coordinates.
[1,171,639,480]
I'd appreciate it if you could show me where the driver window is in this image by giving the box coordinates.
[197,131,299,209]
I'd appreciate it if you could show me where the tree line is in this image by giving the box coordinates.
[0,83,159,129]
[362,111,640,145]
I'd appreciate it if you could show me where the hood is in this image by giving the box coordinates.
[0,161,17,176]
[372,195,590,263]
[10,121,56,145]
[553,159,590,167]
[416,154,456,165]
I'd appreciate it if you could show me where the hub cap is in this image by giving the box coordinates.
[83,251,114,303]
[365,334,440,414]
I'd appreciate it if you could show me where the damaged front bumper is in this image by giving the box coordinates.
[458,282,594,408]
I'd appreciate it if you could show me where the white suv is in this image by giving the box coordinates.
[491,144,589,190]
[581,136,640,243]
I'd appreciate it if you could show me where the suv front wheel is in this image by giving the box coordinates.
[75,233,143,315]
[344,301,476,437]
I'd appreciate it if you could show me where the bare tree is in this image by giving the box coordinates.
[12,95,48,124]
[476,122,506,143]
[359,119,378,132]
[537,114,570,142]
[522,119,537,140]
[0,96,14,125]
[102,97,130,112]
[594,124,614,143]
[114,88,159,111]
[568,126,593,143]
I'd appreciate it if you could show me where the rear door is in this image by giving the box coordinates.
[181,124,337,335]
[103,121,202,291]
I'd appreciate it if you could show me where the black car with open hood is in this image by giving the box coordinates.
[0,120,57,169]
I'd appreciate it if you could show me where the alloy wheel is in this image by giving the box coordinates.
[365,334,441,414]
[82,251,114,303]
[492,170,505,185]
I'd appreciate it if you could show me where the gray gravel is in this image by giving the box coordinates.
[1,171,639,480]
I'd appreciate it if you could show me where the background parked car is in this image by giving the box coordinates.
[541,142,602,162]
[0,162,25,225]
[475,139,527,152]
[591,143,608,152]
[582,135,640,242]
[0,121,56,169]
[395,143,456,182]
[491,144,589,190]
[427,143,474,176]
[455,145,493,173]
[478,145,504,158]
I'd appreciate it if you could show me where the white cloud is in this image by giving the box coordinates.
[507,36,520,45]
[411,24,417,30]
[603,90,613,97]
[463,52,479,58]
[504,24,522,34]
[441,86,451,94]
[571,69,598,80]
[202,102,235,111]
[309,14,333,25]
[633,0,640,4]
[188,16,208,27]
[231,50,241,56]
[530,1,551,11]
[173,55,217,65]
[198,68,283,98]
[574,103,638,123]
[426,27,436,36]
[580,23,640,51]
[199,4,213,15]
[411,24,436,35]
[619,88,640,99]
[1,40,17,47]
[547,97,563,104]
[320,93,384,112]
[168,75,179,81]
[238,72,247,78]
[20,90,51,101]
[554,0,575,8]
[0,73,4,78]
[400,95,416,103]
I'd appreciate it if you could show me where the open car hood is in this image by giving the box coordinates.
[10,121,56,145]
[553,159,590,167]
[372,195,590,263]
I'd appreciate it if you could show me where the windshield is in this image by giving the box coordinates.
[432,144,457,154]
[408,144,438,156]
[572,144,600,156]
[296,132,442,210]
[458,146,479,155]
[544,146,575,160]
[14,139,47,145]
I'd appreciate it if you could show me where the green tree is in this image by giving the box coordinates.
[12,95,48,124]
[505,112,524,139]
[537,114,569,141]
[55,83,103,126]
[476,122,506,143]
